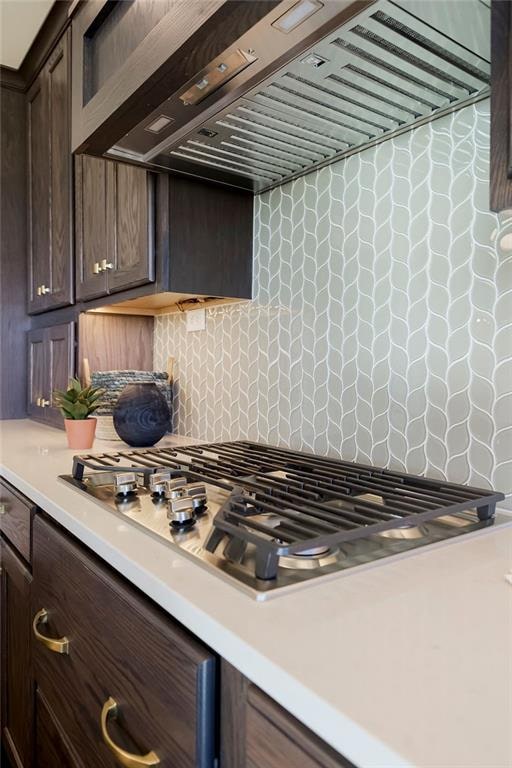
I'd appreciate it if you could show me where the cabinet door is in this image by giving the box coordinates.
[47,31,73,309]
[106,162,155,293]
[35,690,84,768]
[75,155,108,300]
[46,322,75,427]
[32,514,216,768]
[0,540,33,768]
[27,328,46,418]
[490,0,512,211]
[221,662,351,768]
[27,74,50,314]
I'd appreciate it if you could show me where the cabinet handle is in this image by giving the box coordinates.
[100,698,160,768]
[40,399,50,408]
[36,285,42,296]
[93,262,102,274]
[40,285,51,295]
[32,609,70,654]
[36,397,42,406]
[0,503,7,515]
[101,259,114,271]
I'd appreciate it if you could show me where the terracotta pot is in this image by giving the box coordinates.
[64,418,97,450]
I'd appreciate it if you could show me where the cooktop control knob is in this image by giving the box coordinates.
[149,471,171,496]
[167,494,195,528]
[115,472,138,496]
[184,483,208,515]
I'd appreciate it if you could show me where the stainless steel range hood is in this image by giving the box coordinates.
[106,0,490,193]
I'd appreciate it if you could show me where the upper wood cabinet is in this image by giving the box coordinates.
[75,155,155,301]
[27,322,74,428]
[27,31,73,314]
[490,0,512,212]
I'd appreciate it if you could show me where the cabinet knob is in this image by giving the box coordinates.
[36,285,41,296]
[36,396,41,406]
[101,259,114,271]
[32,608,70,654]
[40,399,50,408]
[101,698,160,768]
[93,262,101,274]
[0,503,7,515]
[40,285,51,295]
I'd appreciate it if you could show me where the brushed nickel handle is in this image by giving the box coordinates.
[40,285,51,294]
[93,262,102,274]
[32,609,69,654]
[100,259,113,271]
[100,698,160,768]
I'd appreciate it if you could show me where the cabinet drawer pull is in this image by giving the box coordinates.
[93,262,101,274]
[100,259,114,271]
[32,609,69,654]
[100,697,160,768]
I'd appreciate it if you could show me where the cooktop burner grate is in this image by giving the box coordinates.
[71,441,504,580]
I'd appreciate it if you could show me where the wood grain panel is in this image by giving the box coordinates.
[246,686,353,768]
[46,322,75,428]
[0,86,29,419]
[27,74,50,313]
[32,515,216,768]
[27,329,45,419]
[75,155,108,300]
[78,313,154,378]
[0,479,35,564]
[169,176,253,298]
[108,162,154,293]
[490,0,512,211]
[35,690,83,768]
[47,31,73,309]
[0,539,33,768]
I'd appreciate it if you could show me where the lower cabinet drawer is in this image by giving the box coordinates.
[32,514,216,768]
[0,478,34,563]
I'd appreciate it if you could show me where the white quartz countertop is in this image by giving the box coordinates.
[1,420,511,768]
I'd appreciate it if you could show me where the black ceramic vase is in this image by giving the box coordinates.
[113,383,170,447]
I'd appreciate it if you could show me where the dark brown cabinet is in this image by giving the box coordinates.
[27,31,73,314]
[221,661,352,768]
[32,514,216,768]
[491,0,512,212]
[75,155,155,301]
[1,507,34,768]
[27,322,74,427]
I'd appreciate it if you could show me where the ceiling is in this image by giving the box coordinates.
[0,0,54,69]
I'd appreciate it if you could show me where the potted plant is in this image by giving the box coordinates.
[53,378,105,449]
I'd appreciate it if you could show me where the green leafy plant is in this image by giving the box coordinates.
[53,378,105,420]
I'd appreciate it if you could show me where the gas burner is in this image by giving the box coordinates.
[377,524,429,540]
[279,547,339,571]
[114,472,138,496]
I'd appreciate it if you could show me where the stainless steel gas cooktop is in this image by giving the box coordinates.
[60,441,507,600]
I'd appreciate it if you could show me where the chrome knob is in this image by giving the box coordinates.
[167,494,195,528]
[184,483,207,514]
[115,472,138,496]
[164,477,187,500]
[149,471,171,496]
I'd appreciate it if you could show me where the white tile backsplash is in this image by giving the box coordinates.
[155,99,512,493]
